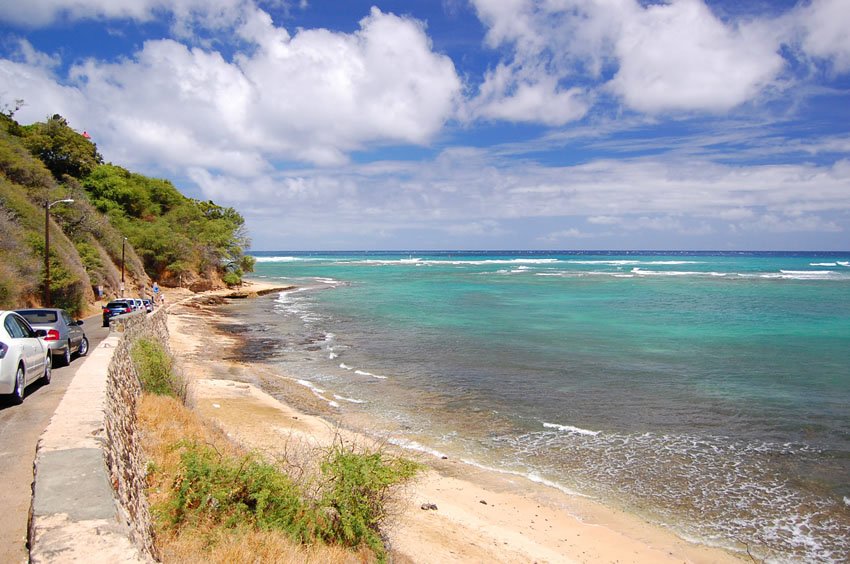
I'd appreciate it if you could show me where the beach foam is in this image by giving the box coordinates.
[497,427,846,562]
[254,256,301,263]
[455,456,588,497]
[631,268,699,276]
[568,260,701,266]
[388,437,449,459]
[354,369,388,379]
[543,422,600,436]
[779,269,836,277]
[254,256,325,263]
[333,394,366,404]
[353,258,560,266]
[295,379,339,408]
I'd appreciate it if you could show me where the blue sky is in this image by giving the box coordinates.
[1,0,848,251]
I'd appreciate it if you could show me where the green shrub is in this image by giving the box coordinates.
[222,271,242,286]
[153,438,419,561]
[320,444,420,558]
[165,442,316,538]
[75,240,104,281]
[131,338,178,396]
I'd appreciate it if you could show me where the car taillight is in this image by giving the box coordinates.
[0,342,7,359]
[124,307,132,312]
[44,329,60,341]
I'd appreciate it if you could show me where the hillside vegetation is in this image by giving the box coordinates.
[0,111,254,314]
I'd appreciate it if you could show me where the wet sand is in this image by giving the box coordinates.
[165,281,744,563]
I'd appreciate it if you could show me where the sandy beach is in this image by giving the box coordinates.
[164,280,744,563]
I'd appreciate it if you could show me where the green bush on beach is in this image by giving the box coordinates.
[163,442,310,534]
[320,443,420,556]
[154,437,418,561]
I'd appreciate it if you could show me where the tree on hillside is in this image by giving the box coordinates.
[21,114,102,180]
[81,163,253,286]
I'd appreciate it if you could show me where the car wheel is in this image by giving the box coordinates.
[78,336,89,357]
[60,343,72,367]
[12,365,25,404]
[42,355,52,385]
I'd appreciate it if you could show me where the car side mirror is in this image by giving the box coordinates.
[35,329,47,337]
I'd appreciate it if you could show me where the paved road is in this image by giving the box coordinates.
[0,313,109,564]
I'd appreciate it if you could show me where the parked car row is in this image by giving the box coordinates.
[16,308,89,367]
[1,306,93,404]
[3,295,156,403]
[1,311,53,404]
[101,297,154,327]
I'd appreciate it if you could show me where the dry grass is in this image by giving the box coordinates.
[138,394,376,563]
[155,528,372,564]
[138,393,227,465]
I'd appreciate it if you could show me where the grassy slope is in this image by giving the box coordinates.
[0,111,251,313]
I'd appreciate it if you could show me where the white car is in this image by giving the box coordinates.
[0,311,52,404]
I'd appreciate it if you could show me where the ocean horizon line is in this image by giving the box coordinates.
[248,249,850,255]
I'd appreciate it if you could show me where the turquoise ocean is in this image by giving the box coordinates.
[238,251,850,562]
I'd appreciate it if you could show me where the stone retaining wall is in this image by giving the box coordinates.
[103,309,169,560]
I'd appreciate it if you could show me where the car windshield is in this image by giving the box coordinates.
[17,310,58,324]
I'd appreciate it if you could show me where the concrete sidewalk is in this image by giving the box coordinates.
[29,331,149,563]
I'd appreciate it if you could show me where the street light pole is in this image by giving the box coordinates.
[43,198,74,307]
[121,237,127,297]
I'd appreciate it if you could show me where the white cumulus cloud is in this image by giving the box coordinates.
[5,5,462,171]
[796,0,850,73]
[234,7,461,164]
[469,0,792,119]
[607,0,785,113]
[0,0,254,35]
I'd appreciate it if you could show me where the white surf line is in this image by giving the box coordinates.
[543,422,600,436]
[295,379,339,408]
[354,369,388,379]
[333,394,366,404]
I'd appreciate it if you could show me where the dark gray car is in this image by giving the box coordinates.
[102,299,135,326]
[15,308,89,367]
